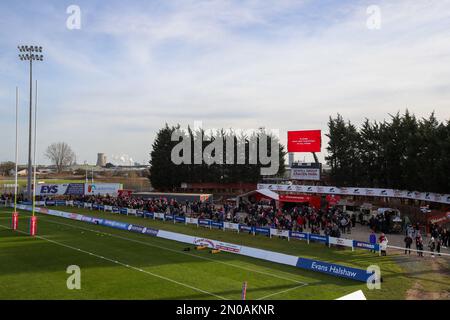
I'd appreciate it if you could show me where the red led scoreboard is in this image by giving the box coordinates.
[287,130,321,153]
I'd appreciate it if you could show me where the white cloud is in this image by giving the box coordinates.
[1,0,450,165]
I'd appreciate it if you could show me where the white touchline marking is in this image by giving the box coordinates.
[0,223,227,300]
[256,283,308,300]
[32,213,308,286]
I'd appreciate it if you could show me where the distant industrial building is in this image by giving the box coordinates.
[96,153,107,167]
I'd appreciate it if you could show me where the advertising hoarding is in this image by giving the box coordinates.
[257,183,450,205]
[287,130,321,152]
[291,163,321,181]
[85,183,122,196]
[36,183,85,196]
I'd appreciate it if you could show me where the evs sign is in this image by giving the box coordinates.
[36,183,85,196]
[287,130,321,153]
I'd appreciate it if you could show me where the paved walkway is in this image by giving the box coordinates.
[303,223,450,254]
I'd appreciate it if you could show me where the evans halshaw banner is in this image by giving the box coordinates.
[257,184,450,205]
[296,257,371,282]
[16,204,373,283]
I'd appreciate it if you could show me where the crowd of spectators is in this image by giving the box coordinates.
[3,192,448,251]
[2,192,358,236]
[67,194,358,237]
[367,212,396,234]
[404,223,449,257]
[0,192,24,203]
[237,199,355,237]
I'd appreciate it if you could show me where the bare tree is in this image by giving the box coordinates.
[0,161,15,176]
[45,142,76,173]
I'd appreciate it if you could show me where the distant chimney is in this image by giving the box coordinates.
[96,153,106,167]
[288,153,294,168]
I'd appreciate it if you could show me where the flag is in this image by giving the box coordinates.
[241,281,247,300]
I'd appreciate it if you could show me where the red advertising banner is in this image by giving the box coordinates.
[427,211,450,226]
[287,130,321,152]
[279,195,321,209]
[30,216,38,236]
[12,212,19,230]
[279,194,311,202]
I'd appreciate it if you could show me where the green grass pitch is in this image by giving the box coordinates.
[0,206,434,300]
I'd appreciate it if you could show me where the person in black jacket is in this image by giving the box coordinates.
[436,237,442,256]
[351,214,356,228]
[415,234,424,257]
[404,234,413,254]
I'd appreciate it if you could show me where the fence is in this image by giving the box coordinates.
[28,199,381,254]
[13,203,375,283]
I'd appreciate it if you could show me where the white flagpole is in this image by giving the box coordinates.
[32,80,38,217]
[14,87,19,212]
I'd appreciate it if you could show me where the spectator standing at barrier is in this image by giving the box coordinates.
[311,224,320,235]
[369,216,376,232]
[436,237,442,256]
[415,234,424,257]
[428,237,436,258]
[369,230,377,253]
[346,215,352,234]
[406,224,414,238]
[358,211,363,225]
[379,233,388,256]
[329,223,340,238]
[339,216,347,234]
[320,215,327,230]
[430,224,439,238]
[404,234,413,255]
[443,228,449,247]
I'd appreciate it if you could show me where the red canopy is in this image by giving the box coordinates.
[279,194,321,210]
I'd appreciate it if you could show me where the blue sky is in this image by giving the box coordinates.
[1,0,450,165]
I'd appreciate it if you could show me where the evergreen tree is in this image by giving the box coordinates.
[149,125,287,190]
[326,110,450,193]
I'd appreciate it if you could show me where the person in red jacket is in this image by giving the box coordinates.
[296,215,304,232]
[379,233,388,256]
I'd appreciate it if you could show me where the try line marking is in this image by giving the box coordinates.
[257,283,308,300]
[0,223,227,300]
[24,211,308,286]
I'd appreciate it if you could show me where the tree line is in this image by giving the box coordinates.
[326,111,450,193]
[149,124,286,191]
[0,142,76,176]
